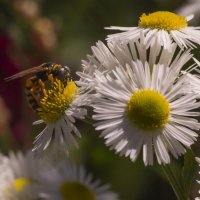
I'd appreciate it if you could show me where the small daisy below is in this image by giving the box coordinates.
[0,151,42,200]
[34,160,119,200]
[92,60,200,165]
[106,11,200,49]
[33,76,88,157]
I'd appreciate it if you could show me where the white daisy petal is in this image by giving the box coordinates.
[154,135,170,164]
[143,138,153,166]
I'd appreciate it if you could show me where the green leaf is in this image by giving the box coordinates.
[182,149,198,198]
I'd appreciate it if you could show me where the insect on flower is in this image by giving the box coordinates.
[5,62,88,157]
[4,62,71,111]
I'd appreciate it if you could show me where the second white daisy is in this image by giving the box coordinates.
[92,59,200,165]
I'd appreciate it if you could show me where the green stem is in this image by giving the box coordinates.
[161,164,186,200]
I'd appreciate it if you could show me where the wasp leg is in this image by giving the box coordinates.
[38,79,48,96]
[47,74,54,82]
[30,88,41,103]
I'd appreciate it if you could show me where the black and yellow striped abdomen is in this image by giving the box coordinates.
[25,76,43,111]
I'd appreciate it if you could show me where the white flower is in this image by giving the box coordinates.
[33,159,119,200]
[92,53,200,165]
[77,41,120,93]
[106,11,200,49]
[0,151,42,200]
[77,36,175,93]
[32,79,88,157]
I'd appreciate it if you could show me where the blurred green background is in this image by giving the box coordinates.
[0,0,200,199]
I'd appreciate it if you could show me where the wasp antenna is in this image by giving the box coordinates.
[4,75,19,82]
[4,77,13,82]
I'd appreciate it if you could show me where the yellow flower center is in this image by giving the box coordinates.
[5,178,30,195]
[37,80,77,123]
[138,11,187,31]
[59,181,96,200]
[127,90,170,131]
[13,178,30,192]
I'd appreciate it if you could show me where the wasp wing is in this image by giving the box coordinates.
[4,63,48,82]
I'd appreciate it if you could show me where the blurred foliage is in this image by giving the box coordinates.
[2,0,200,199]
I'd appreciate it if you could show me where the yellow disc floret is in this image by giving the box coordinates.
[5,178,30,195]
[59,181,96,200]
[127,89,170,131]
[138,11,187,31]
[13,178,30,193]
[37,80,77,123]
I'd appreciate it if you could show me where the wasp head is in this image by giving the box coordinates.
[57,66,71,82]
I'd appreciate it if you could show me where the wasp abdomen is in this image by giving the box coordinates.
[25,76,42,111]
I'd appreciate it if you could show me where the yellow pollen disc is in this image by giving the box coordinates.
[138,11,187,31]
[59,181,96,200]
[127,89,170,131]
[5,178,30,194]
[13,178,30,192]
[37,80,77,123]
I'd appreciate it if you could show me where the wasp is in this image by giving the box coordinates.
[5,62,71,111]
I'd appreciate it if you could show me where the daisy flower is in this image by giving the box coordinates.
[92,53,200,165]
[77,41,120,93]
[32,76,88,157]
[0,151,42,200]
[77,36,175,93]
[106,11,200,49]
[34,159,119,200]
